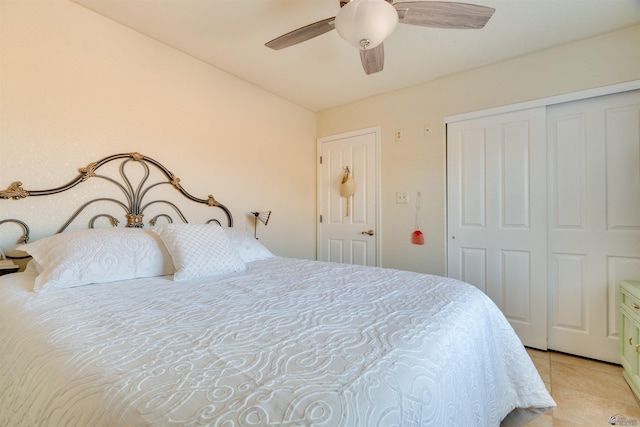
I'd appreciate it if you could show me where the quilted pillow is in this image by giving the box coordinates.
[17,228,174,292]
[153,223,246,281]
[222,227,275,263]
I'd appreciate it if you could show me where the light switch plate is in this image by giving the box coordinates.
[396,191,408,204]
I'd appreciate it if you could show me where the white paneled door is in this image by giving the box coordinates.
[547,91,640,363]
[447,108,549,350]
[448,89,640,362]
[317,127,379,266]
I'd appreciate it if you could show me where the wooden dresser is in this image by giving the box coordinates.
[620,280,640,400]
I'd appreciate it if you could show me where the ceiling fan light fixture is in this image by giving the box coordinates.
[335,0,398,50]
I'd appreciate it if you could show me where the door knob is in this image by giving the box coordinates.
[361,230,375,236]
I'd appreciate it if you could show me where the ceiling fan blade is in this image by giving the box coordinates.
[394,1,495,29]
[360,43,384,75]
[265,17,336,50]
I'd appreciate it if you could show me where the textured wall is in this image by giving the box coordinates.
[0,0,317,260]
[318,24,640,275]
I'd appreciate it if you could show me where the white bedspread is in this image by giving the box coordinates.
[0,257,554,426]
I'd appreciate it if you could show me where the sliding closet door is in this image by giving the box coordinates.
[547,90,640,363]
[447,108,548,349]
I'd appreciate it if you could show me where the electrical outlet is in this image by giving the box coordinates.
[396,191,408,204]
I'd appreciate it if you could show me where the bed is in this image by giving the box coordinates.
[0,152,555,426]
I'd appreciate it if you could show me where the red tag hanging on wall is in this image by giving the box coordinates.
[412,191,424,245]
[412,229,424,245]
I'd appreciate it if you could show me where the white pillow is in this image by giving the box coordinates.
[153,223,246,281]
[17,228,174,292]
[223,227,275,263]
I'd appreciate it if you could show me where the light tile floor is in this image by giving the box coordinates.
[525,348,640,426]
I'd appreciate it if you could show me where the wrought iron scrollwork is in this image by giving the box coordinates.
[79,162,98,182]
[0,219,31,260]
[0,219,30,244]
[0,152,233,231]
[89,215,119,229]
[0,182,29,200]
[149,214,173,227]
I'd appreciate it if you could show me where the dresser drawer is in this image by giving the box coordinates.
[620,280,640,401]
[622,289,640,318]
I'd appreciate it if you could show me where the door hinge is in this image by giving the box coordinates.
[319,156,323,164]
[319,214,323,223]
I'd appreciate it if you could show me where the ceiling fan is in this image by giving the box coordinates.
[265,0,495,75]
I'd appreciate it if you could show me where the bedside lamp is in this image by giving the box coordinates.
[251,211,271,239]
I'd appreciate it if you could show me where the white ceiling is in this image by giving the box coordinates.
[71,0,640,112]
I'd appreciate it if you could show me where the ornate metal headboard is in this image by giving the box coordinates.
[0,152,233,255]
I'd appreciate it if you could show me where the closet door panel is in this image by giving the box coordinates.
[460,247,487,293]
[460,128,487,228]
[501,122,531,228]
[551,252,587,330]
[607,105,640,230]
[548,90,640,363]
[552,114,586,229]
[447,107,548,350]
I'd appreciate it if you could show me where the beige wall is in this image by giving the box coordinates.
[0,0,317,259]
[317,24,640,275]
[2,0,639,275]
